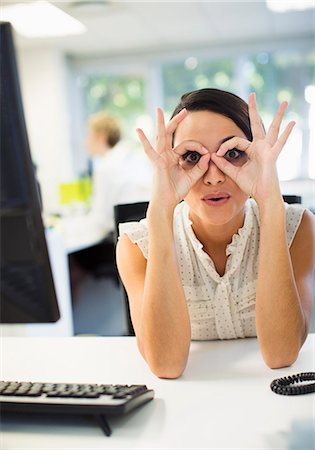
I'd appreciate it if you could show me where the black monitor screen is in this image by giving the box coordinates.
[0,22,60,323]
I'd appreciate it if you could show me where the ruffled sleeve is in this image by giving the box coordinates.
[118,219,149,259]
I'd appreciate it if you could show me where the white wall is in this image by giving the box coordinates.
[16,47,75,214]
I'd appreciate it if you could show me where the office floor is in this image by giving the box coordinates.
[72,274,129,336]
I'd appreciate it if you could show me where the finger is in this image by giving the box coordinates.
[165,108,188,135]
[248,92,265,140]
[216,136,251,157]
[210,153,239,181]
[165,108,188,149]
[156,107,166,154]
[265,101,288,145]
[273,121,296,157]
[136,128,158,162]
[173,140,209,157]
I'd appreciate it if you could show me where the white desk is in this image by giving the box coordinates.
[1,335,314,449]
[52,217,107,254]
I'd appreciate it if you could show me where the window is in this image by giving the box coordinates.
[77,43,314,187]
[247,49,315,180]
[160,48,315,181]
[82,72,146,141]
[162,57,235,117]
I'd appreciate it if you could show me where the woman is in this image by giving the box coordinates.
[116,88,314,379]
[85,111,151,237]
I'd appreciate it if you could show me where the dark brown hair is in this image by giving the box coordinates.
[171,88,253,141]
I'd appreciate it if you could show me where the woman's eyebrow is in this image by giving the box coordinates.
[220,135,235,145]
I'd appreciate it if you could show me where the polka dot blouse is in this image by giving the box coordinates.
[118,199,305,341]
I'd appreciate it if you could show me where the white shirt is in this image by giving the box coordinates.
[58,143,152,246]
[119,199,305,341]
[89,142,152,236]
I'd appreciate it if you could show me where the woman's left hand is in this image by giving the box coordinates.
[211,92,295,204]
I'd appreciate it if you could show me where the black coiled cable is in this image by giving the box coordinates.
[270,372,315,395]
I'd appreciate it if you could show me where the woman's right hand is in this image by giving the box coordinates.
[136,108,210,209]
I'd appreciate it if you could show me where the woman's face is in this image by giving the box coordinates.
[174,110,249,227]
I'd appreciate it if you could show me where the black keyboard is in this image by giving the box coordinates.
[0,380,155,436]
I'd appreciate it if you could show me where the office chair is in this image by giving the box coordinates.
[114,201,149,335]
[70,233,118,283]
[114,201,149,239]
[282,195,302,204]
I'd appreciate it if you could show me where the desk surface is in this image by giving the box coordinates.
[1,335,314,449]
[59,227,106,254]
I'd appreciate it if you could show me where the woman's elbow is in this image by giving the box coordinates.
[136,337,189,379]
[144,350,187,379]
[150,363,185,379]
[260,335,304,369]
[263,352,299,369]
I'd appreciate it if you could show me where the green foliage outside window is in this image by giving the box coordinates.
[81,47,314,179]
[248,49,315,122]
[162,58,235,116]
[83,74,145,140]
[160,48,314,179]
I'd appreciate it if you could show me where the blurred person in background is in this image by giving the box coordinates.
[67,111,152,302]
[85,111,152,239]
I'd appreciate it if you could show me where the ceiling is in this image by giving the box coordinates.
[2,0,314,57]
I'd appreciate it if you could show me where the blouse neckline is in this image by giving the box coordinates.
[179,200,255,281]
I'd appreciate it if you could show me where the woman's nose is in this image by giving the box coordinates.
[203,160,226,185]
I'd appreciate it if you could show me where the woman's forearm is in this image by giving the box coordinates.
[255,196,306,368]
[138,201,191,378]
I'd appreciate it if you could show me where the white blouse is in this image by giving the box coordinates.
[118,199,305,341]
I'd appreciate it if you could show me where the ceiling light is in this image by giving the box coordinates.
[0,1,86,38]
[266,0,315,13]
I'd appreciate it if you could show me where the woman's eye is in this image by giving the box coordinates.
[225,148,242,159]
[182,151,201,165]
[224,148,247,166]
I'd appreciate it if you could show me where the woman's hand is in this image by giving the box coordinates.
[136,108,210,209]
[211,93,296,204]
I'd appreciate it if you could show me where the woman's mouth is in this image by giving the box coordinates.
[202,192,231,206]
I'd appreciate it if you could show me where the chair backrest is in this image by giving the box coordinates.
[114,201,149,239]
[282,195,302,204]
[114,201,149,335]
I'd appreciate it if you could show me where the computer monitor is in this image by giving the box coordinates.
[0,22,60,323]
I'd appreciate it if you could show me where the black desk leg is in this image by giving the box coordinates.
[94,414,112,436]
